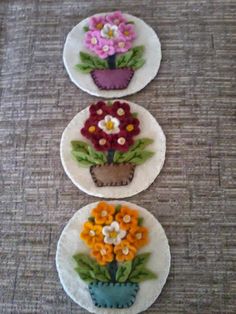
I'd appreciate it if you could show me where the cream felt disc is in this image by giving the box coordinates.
[63,13,161,98]
[60,100,166,198]
[56,201,171,314]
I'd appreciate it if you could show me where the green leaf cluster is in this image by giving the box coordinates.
[116,45,145,70]
[116,252,157,283]
[73,253,111,283]
[76,52,108,73]
[114,138,154,165]
[71,140,107,167]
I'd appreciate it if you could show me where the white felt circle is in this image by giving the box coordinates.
[60,100,166,198]
[63,13,161,98]
[56,201,171,314]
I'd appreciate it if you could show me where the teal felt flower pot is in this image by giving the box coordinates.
[88,282,139,308]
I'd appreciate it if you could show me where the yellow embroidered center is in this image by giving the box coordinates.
[105,120,114,130]
[91,37,97,45]
[123,215,131,223]
[118,42,125,48]
[122,247,129,255]
[124,30,129,36]
[108,29,114,38]
[117,108,125,116]
[117,137,126,145]
[126,124,134,132]
[109,231,118,239]
[99,139,106,146]
[96,23,103,30]
[136,233,142,240]
[89,230,96,237]
[88,126,96,133]
[100,248,107,256]
[101,210,108,217]
[96,109,103,115]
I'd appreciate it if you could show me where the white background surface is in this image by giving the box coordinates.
[60,100,166,198]
[63,13,161,98]
[56,201,171,314]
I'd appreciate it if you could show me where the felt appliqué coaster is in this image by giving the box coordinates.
[63,11,161,98]
[60,100,166,198]
[56,201,171,313]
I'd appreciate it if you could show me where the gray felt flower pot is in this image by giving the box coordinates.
[88,282,139,308]
[90,163,135,187]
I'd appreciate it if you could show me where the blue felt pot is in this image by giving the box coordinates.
[88,282,139,308]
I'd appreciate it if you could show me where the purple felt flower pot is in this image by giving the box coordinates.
[91,68,134,90]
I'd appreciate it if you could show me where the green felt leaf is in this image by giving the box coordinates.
[138,217,144,226]
[75,267,94,283]
[132,112,138,118]
[79,52,108,70]
[71,140,89,153]
[116,50,134,68]
[129,58,145,70]
[87,146,107,164]
[130,138,154,152]
[71,150,96,167]
[126,21,135,24]
[128,150,155,165]
[115,204,121,213]
[73,253,111,282]
[116,261,132,283]
[113,151,123,163]
[130,45,145,59]
[129,267,157,283]
[75,63,93,73]
[132,252,151,269]
[88,216,95,222]
[79,52,96,67]
[83,26,89,32]
[92,56,108,69]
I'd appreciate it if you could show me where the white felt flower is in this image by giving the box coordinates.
[102,221,126,245]
[101,23,119,39]
[98,115,120,134]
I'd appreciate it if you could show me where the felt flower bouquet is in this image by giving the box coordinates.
[73,202,156,308]
[71,101,154,187]
[76,11,145,90]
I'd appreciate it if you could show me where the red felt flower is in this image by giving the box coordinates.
[111,101,131,119]
[120,117,140,137]
[112,131,134,152]
[89,101,111,120]
[91,132,112,151]
[81,119,99,140]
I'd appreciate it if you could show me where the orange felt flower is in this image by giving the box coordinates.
[127,226,149,248]
[91,243,114,265]
[114,240,137,262]
[115,206,138,230]
[80,222,103,247]
[92,201,115,225]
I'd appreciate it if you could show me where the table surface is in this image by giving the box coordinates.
[1,1,235,313]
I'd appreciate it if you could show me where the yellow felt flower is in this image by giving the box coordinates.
[115,206,138,230]
[91,243,114,265]
[92,201,115,225]
[114,240,137,262]
[80,222,103,247]
[127,226,149,249]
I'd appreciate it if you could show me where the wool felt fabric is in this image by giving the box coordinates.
[63,13,161,98]
[60,100,166,198]
[56,201,171,314]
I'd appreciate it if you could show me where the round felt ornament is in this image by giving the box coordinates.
[63,11,161,98]
[60,100,166,198]
[56,201,171,313]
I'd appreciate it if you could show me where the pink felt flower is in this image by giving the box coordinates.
[84,31,101,52]
[106,11,127,26]
[114,38,132,53]
[89,16,106,31]
[119,23,136,41]
[95,39,115,59]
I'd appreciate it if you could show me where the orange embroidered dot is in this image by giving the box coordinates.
[124,30,130,36]
[88,126,96,133]
[126,124,134,132]
[96,23,103,30]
